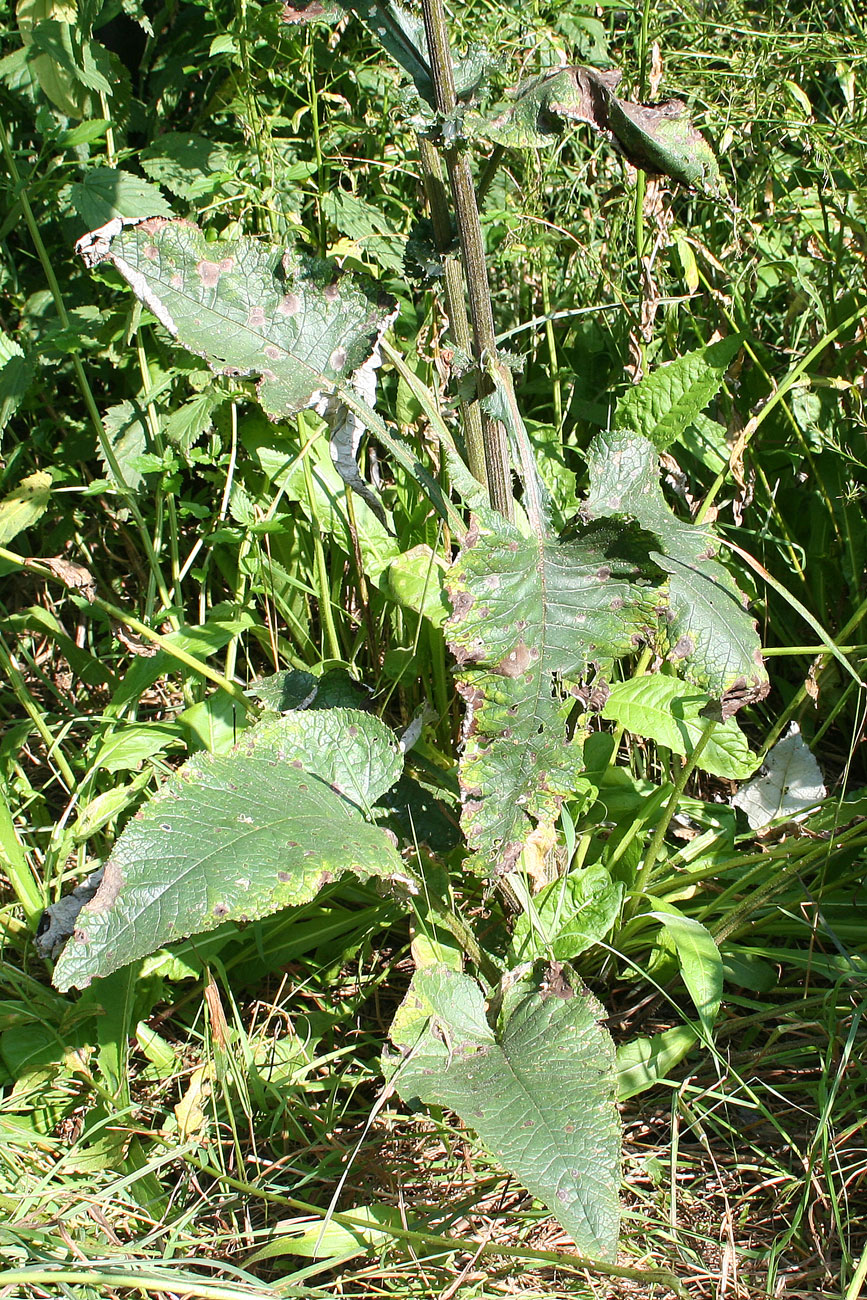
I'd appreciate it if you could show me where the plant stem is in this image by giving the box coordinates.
[418,136,487,488]
[419,0,513,520]
[624,717,718,921]
[0,120,175,618]
[160,1147,689,1297]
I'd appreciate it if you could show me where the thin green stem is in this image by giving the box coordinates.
[0,120,174,616]
[624,718,718,921]
[301,441,342,660]
[0,548,256,713]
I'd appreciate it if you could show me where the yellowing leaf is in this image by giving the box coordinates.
[175,1062,215,1139]
[0,470,51,545]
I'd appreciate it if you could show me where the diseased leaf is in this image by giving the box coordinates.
[583,429,769,710]
[615,336,742,451]
[602,676,759,780]
[446,507,660,874]
[0,470,52,545]
[468,64,723,194]
[52,712,406,991]
[386,963,621,1259]
[75,216,397,421]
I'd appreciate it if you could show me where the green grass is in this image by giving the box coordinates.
[1,0,866,1294]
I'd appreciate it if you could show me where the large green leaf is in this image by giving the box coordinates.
[52,712,406,991]
[601,676,759,779]
[446,509,660,873]
[75,217,395,419]
[615,336,742,451]
[387,963,621,1259]
[584,430,769,710]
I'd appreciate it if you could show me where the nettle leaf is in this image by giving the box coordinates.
[69,168,173,229]
[140,133,232,201]
[75,217,396,420]
[386,962,621,1259]
[602,676,759,780]
[0,332,34,439]
[584,430,769,710]
[615,336,742,451]
[52,711,406,991]
[468,65,723,194]
[445,508,660,874]
[100,400,152,493]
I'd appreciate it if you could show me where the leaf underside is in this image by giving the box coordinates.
[387,962,621,1260]
[76,217,396,419]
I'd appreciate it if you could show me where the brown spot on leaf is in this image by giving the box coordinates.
[329,345,347,372]
[170,273,183,289]
[213,902,229,918]
[277,871,290,882]
[84,859,123,912]
[247,306,266,329]
[669,635,694,660]
[143,243,159,261]
[264,345,281,361]
[278,292,300,316]
[197,260,222,287]
[495,639,532,678]
[323,281,340,302]
[219,257,235,273]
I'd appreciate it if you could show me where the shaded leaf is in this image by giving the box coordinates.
[583,430,768,710]
[140,133,231,200]
[0,332,34,438]
[386,963,621,1259]
[69,167,173,229]
[100,400,151,493]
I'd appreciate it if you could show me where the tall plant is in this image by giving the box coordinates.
[35,0,769,1275]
